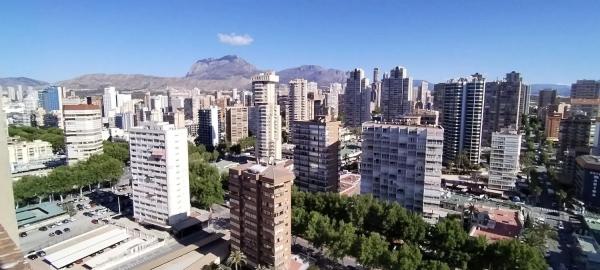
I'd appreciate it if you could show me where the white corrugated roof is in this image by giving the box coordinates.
[44,227,130,269]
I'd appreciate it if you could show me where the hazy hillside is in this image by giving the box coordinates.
[278,65,346,86]
[0,77,48,88]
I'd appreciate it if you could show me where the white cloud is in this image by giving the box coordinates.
[217,33,254,46]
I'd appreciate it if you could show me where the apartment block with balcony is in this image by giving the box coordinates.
[360,121,444,221]
[229,163,293,270]
[129,122,190,228]
[292,118,340,192]
[226,106,249,145]
[63,104,103,165]
[488,129,522,191]
[441,74,485,165]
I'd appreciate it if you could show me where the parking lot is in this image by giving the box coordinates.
[19,189,135,262]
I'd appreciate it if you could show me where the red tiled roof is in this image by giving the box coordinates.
[469,206,522,242]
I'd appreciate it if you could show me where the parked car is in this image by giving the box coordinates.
[75,259,83,264]
[63,219,70,224]
[19,232,27,237]
[91,219,98,224]
[63,228,71,233]
[37,251,46,257]
[39,226,48,231]
[55,230,63,235]
[49,232,55,237]
[27,254,38,260]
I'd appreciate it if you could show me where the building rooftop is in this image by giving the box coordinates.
[16,202,66,227]
[211,160,240,173]
[339,173,360,196]
[63,104,100,110]
[232,162,295,184]
[584,213,600,234]
[577,235,600,264]
[340,144,361,157]
[43,225,130,269]
[469,205,522,242]
[362,120,443,129]
[577,155,600,171]
[289,254,310,270]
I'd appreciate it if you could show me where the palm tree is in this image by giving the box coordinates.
[226,249,247,270]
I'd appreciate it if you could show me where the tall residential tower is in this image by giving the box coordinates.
[343,69,372,127]
[63,104,103,165]
[252,72,283,164]
[441,74,486,165]
[360,120,444,221]
[229,163,293,270]
[381,66,413,121]
[130,122,190,227]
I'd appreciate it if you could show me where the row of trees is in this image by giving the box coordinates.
[8,125,65,153]
[12,141,129,205]
[293,190,548,270]
[214,136,257,156]
[188,143,226,209]
[520,115,570,206]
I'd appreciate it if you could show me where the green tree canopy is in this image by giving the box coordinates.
[9,125,65,153]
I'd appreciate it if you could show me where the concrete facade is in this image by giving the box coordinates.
[130,122,190,227]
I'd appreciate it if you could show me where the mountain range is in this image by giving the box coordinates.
[56,55,349,92]
[0,56,577,95]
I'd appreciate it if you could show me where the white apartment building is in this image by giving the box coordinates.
[360,121,444,221]
[252,72,282,164]
[440,73,486,165]
[129,122,190,227]
[488,129,522,191]
[63,104,103,165]
[289,78,309,122]
[325,84,340,119]
[103,87,117,121]
[116,93,132,112]
[7,138,54,172]
[198,106,220,148]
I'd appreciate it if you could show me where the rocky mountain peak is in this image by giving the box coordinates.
[186,55,259,80]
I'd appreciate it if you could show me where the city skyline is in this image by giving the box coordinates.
[1,1,600,84]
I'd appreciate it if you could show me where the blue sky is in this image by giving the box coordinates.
[1,0,599,84]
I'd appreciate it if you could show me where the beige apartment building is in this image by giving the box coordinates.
[229,163,293,270]
[292,118,340,192]
[226,106,249,145]
[63,104,103,165]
